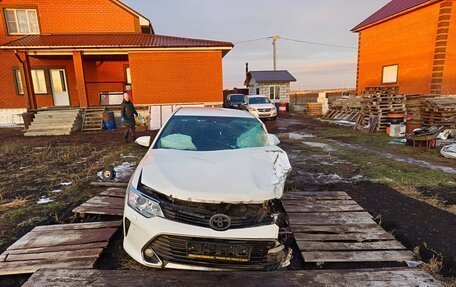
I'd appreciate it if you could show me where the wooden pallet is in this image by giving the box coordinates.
[82,107,106,132]
[282,191,414,264]
[22,268,443,287]
[0,221,121,276]
[73,188,125,217]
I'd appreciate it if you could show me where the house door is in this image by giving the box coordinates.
[49,69,70,106]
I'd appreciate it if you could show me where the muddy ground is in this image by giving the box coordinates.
[0,114,455,286]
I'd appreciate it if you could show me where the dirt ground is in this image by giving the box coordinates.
[0,114,455,286]
[264,114,456,282]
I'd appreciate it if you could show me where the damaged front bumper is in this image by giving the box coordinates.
[123,204,291,271]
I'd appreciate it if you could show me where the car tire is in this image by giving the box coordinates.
[102,167,116,181]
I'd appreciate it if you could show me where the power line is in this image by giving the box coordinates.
[278,37,356,49]
[234,35,356,49]
[233,37,271,44]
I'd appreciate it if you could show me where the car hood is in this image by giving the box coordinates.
[132,146,291,204]
[250,104,275,109]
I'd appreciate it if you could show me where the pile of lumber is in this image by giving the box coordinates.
[405,94,437,121]
[306,103,323,117]
[421,96,456,128]
[323,108,361,122]
[359,86,405,132]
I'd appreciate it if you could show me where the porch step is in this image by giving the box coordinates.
[81,107,105,132]
[25,109,81,137]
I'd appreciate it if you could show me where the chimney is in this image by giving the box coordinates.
[245,62,249,75]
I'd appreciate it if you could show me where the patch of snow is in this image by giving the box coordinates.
[60,181,72,186]
[334,120,356,127]
[34,147,45,150]
[301,141,335,152]
[121,153,137,159]
[51,189,63,193]
[37,196,53,205]
[350,175,364,181]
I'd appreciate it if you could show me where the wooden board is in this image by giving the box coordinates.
[73,189,125,217]
[90,182,128,188]
[22,268,443,287]
[100,188,126,198]
[302,250,414,263]
[283,191,414,265]
[0,221,121,276]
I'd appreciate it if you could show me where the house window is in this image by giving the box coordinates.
[382,65,398,84]
[14,70,24,95]
[4,9,40,35]
[125,67,131,84]
[31,70,47,94]
[269,86,281,100]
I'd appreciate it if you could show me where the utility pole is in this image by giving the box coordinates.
[272,34,280,70]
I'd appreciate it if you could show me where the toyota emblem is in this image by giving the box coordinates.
[209,214,231,231]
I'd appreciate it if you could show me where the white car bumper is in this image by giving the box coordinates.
[250,109,277,119]
[123,204,284,270]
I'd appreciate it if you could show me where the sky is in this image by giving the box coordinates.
[122,0,389,91]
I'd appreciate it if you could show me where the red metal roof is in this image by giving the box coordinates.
[0,33,234,49]
[352,0,436,31]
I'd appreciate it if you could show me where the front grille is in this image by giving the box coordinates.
[149,235,282,270]
[138,183,275,230]
[258,108,272,112]
[160,201,273,230]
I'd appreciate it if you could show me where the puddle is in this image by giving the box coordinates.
[276,132,317,141]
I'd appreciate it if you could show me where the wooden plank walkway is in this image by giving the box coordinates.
[73,188,125,217]
[0,221,121,276]
[282,191,414,264]
[22,268,443,287]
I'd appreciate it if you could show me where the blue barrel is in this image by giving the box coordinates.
[103,111,117,130]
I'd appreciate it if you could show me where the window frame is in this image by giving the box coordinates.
[13,69,24,95]
[31,69,48,94]
[269,85,281,101]
[382,64,399,84]
[3,8,40,35]
[125,66,132,85]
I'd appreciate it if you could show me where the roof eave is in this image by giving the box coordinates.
[351,0,441,33]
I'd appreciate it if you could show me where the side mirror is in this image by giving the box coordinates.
[267,134,281,146]
[135,136,151,147]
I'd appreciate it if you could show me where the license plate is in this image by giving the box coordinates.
[187,241,252,262]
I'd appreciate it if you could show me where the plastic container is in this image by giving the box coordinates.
[279,103,287,114]
[103,111,117,130]
[389,124,406,138]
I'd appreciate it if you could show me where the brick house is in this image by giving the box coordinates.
[244,70,296,104]
[0,0,233,126]
[353,0,456,95]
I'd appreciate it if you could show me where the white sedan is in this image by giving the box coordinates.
[123,108,292,271]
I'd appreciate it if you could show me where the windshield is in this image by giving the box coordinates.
[228,95,245,103]
[249,97,271,104]
[155,116,268,151]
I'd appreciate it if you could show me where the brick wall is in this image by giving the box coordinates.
[84,61,129,106]
[128,51,224,105]
[357,2,440,94]
[0,0,140,45]
[0,52,80,108]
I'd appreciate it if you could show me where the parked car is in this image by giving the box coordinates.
[241,95,277,120]
[124,108,292,271]
[223,94,246,109]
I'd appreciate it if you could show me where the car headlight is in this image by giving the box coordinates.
[249,107,257,111]
[128,184,164,218]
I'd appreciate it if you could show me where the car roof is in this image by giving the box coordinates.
[175,107,255,118]
[245,95,268,98]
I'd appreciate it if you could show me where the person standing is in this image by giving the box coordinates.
[121,92,138,142]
